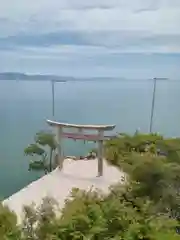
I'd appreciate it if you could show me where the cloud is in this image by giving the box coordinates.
[0,0,179,51]
[1,0,180,34]
[0,0,180,76]
[1,30,180,54]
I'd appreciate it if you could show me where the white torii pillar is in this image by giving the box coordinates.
[55,126,63,170]
[97,130,104,177]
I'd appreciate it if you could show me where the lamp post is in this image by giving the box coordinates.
[149,77,168,133]
[149,78,157,133]
[51,79,66,118]
[51,80,55,118]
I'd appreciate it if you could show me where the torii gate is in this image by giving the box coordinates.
[47,120,116,177]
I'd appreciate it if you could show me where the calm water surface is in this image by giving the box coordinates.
[0,80,180,198]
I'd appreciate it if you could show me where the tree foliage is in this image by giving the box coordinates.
[1,132,180,239]
[24,131,56,174]
[0,203,20,240]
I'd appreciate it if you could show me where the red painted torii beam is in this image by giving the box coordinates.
[47,119,116,176]
[62,132,117,141]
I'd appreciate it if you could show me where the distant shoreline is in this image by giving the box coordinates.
[0,72,72,81]
[0,73,174,82]
[0,72,123,81]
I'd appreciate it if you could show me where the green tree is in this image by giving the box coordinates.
[1,132,180,239]
[0,203,20,240]
[31,187,177,240]
[22,197,58,240]
[1,186,179,240]
[105,133,180,219]
[24,131,56,174]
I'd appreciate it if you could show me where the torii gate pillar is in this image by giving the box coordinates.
[97,130,103,177]
[55,126,63,170]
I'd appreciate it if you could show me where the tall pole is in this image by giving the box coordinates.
[149,78,157,133]
[51,80,55,118]
[149,77,168,133]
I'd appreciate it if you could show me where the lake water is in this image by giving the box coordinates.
[0,79,180,199]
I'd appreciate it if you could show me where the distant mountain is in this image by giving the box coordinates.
[0,72,125,82]
[0,72,75,81]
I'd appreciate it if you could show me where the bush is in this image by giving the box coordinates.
[0,203,20,240]
[1,133,180,239]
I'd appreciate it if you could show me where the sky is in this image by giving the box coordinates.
[0,0,180,78]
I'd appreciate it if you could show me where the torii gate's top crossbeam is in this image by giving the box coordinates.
[47,119,115,131]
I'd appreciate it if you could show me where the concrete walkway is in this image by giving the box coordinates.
[3,159,124,224]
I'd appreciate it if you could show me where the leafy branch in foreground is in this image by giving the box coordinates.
[0,203,21,240]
